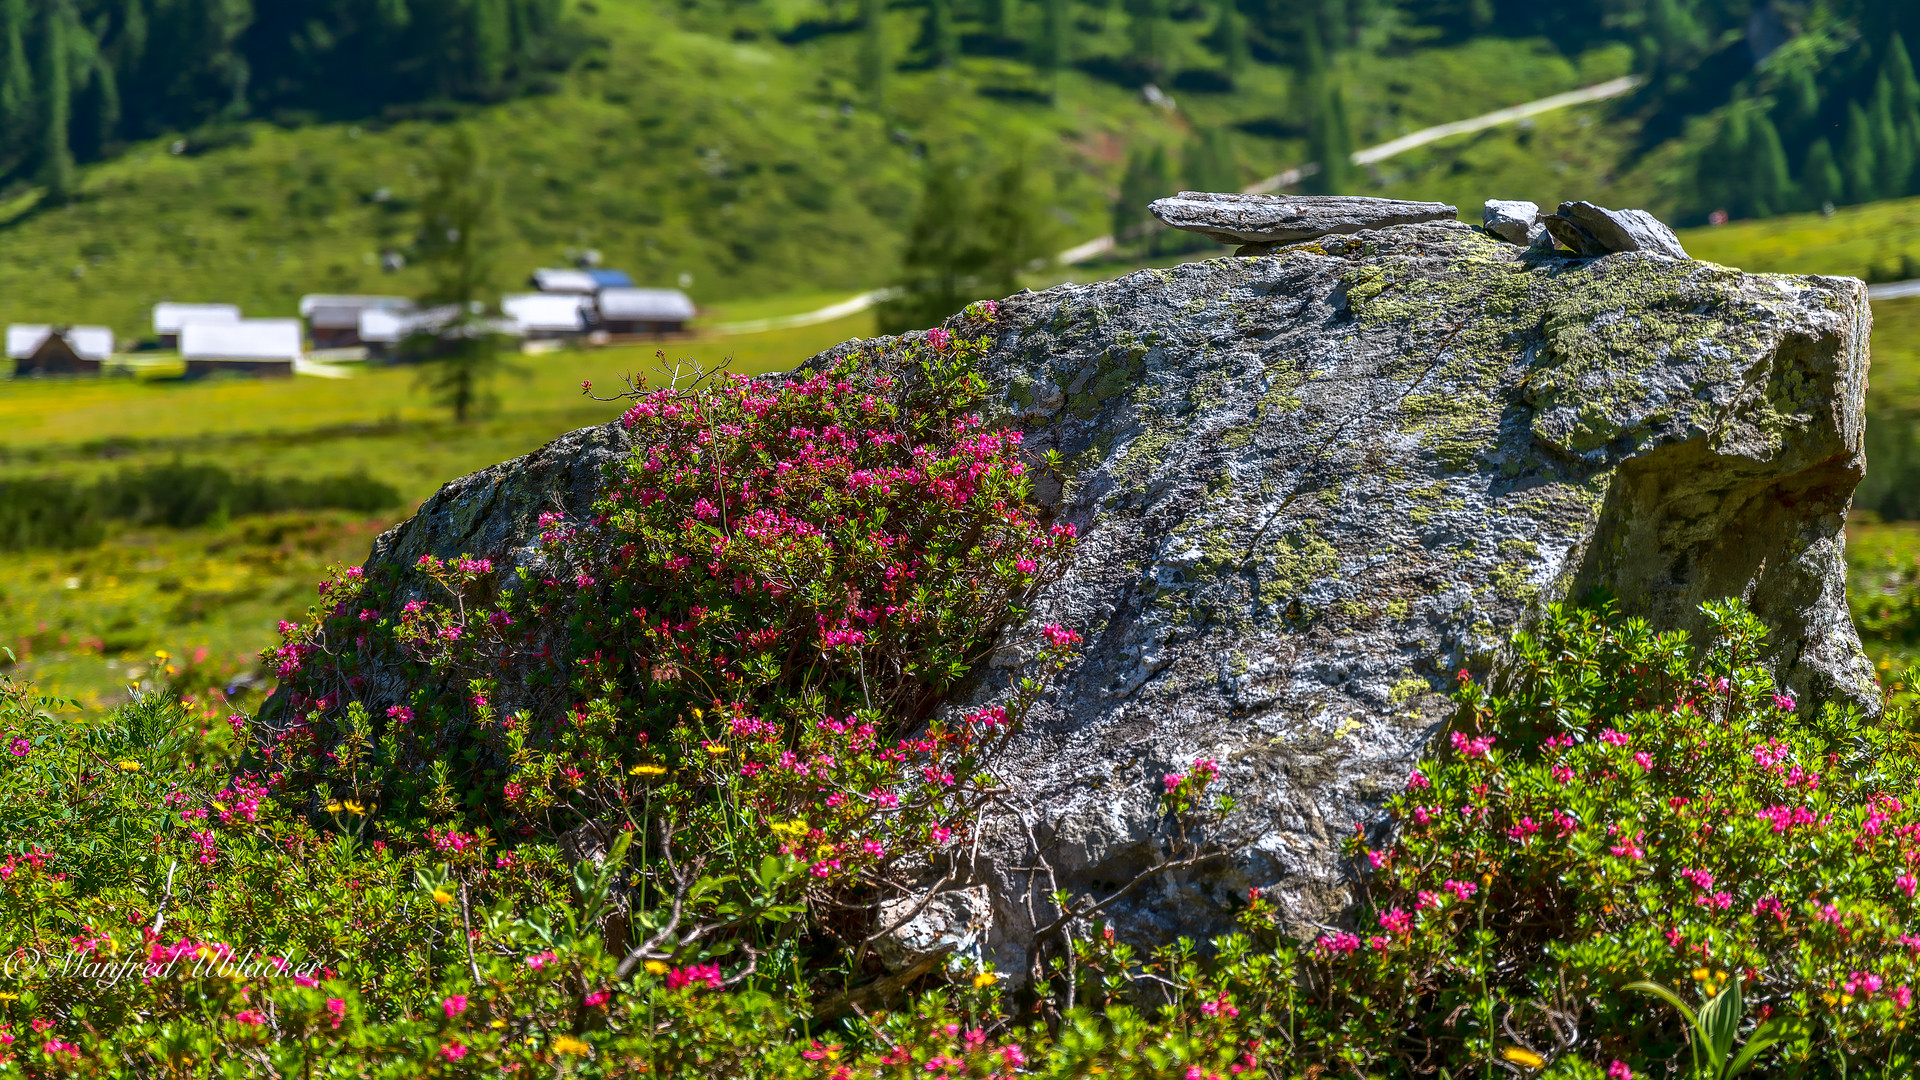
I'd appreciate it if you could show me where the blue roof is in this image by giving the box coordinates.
[587,269,634,288]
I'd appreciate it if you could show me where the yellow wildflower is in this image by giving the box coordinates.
[553,1035,590,1057]
[117,760,141,772]
[1499,1047,1545,1069]
[342,800,367,816]
[212,801,228,814]
[644,960,670,975]
[491,1019,507,1029]
[630,763,667,776]
[324,801,342,813]
[1690,967,1712,982]
[704,745,730,755]
[972,972,997,989]
[432,889,454,905]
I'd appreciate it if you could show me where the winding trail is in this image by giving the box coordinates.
[715,74,1649,334]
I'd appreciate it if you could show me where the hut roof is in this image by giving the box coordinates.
[503,293,589,334]
[530,268,598,294]
[596,288,696,322]
[180,319,304,361]
[153,302,242,335]
[7,325,113,360]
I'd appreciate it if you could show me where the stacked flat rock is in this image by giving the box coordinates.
[1149,191,1458,246]
[1544,200,1689,259]
[1481,199,1542,245]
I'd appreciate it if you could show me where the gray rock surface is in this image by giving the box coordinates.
[295,219,1874,976]
[1544,200,1689,259]
[1482,199,1540,244]
[1151,191,1458,245]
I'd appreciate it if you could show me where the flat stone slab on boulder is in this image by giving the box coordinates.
[1150,191,1458,244]
[1544,200,1689,259]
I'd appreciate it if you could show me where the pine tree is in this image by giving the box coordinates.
[860,0,888,106]
[1802,137,1843,211]
[1039,0,1069,79]
[1183,126,1237,193]
[1112,145,1172,248]
[1888,34,1920,118]
[39,0,74,203]
[1885,34,1920,197]
[1209,0,1247,75]
[975,154,1051,295]
[926,0,957,67]
[411,126,510,423]
[985,0,1015,38]
[1843,101,1878,204]
[0,0,31,162]
[1304,77,1355,194]
[472,0,511,93]
[1701,105,1749,216]
[1747,112,1792,218]
[879,158,978,334]
[1870,74,1912,203]
[1125,0,1169,78]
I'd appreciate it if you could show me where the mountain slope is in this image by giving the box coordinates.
[0,0,1628,339]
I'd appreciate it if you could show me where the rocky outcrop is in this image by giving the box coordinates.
[895,218,1873,972]
[311,217,1874,975]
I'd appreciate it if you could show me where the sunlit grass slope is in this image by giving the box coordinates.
[0,0,1636,341]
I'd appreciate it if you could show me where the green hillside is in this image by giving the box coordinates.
[0,0,1639,340]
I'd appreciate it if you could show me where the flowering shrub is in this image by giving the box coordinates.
[8,307,1920,1076]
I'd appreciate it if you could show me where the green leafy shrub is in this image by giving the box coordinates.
[0,464,401,551]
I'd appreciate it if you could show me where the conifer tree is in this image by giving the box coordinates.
[1885,34,1920,197]
[1870,74,1912,202]
[1112,144,1172,248]
[1843,101,1878,204]
[975,153,1051,295]
[1209,0,1247,75]
[1183,126,1237,193]
[985,0,1014,38]
[1304,79,1355,194]
[39,0,74,203]
[926,0,957,67]
[860,0,888,106]
[0,0,29,154]
[411,126,510,423]
[1125,0,1170,78]
[1747,112,1792,218]
[1039,0,1069,79]
[1802,137,1843,211]
[472,0,510,93]
[879,158,979,333]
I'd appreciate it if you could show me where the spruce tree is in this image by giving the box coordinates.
[926,0,957,67]
[975,154,1050,295]
[1747,112,1792,218]
[412,126,509,423]
[860,0,888,107]
[879,158,977,334]
[0,0,30,164]
[1039,0,1069,80]
[1843,101,1878,204]
[1885,34,1920,197]
[986,0,1014,38]
[1210,0,1247,75]
[1802,137,1843,211]
[472,0,510,93]
[1125,0,1169,78]
[1305,77,1355,195]
[1183,126,1237,193]
[38,0,74,203]
[1870,74,1912,203]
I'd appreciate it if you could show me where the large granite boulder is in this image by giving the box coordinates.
[297,218,1874,972]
